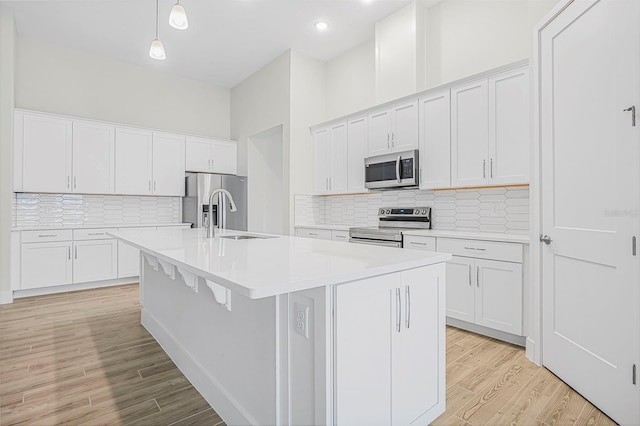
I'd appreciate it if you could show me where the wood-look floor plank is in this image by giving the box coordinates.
[168,407,224,426]
[536,382,589,426]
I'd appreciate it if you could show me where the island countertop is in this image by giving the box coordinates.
[108,227,451,299]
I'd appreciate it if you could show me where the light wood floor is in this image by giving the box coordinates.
[0,284,615,426]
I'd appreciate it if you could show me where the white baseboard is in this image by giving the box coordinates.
[0,290,14,305]
[141,309,255,426]
[13,277,138,299]
[526,337,541,365]
[446,317,527,347]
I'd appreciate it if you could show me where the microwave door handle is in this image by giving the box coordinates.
[396,155,401,183]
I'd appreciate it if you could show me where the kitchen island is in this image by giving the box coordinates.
[108,227,451,426]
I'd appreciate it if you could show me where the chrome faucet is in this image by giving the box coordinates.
[207,189,237,238]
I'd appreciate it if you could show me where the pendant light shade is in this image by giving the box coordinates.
[149,0,166,60]
[169,1,189,30]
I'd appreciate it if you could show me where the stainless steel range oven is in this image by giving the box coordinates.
[349,207,431,247]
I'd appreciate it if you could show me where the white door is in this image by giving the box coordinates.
[489,67,529,185]
[72,121,115,194]
[73,239,118,283]
[368,109,392,156]
[115,127,153,195]
[185,137,213,172]
[330,122,348,194]
[474,259,522,335]
[313,128,331,195]
[152,132,185,196]
[419,90,451,189]
[391,100,419,152]
[445,256,475,323]
[541,0,640,423]
[117,240,140,278]
[21,114,72,193]
[211,140,238,175]
[451,80,489,187]
[347,116,368,193]
[21,242,73,289]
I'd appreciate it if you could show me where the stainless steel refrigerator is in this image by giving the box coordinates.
[182,173,247,231]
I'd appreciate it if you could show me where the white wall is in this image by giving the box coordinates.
[15,37,230,138]
[325,39,375,121]
[231,51,291,232]
[0,6,16,304]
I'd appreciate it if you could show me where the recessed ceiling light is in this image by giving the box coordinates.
[315,21,329,31]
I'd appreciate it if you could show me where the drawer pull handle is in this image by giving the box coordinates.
[464,247,486,251]
[38,234,58,238]
[411,242,427,246]
[309,233,318,236]
[88,233,104,236]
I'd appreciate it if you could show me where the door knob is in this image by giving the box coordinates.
[540,234,552,245]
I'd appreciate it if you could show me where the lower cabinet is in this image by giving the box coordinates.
[117,240,140,278]
[295,227,332,240]
[73,239,118,283]
[21,241,73,289]
[334,265,444,424]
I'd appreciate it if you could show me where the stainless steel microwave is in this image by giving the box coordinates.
[364,149,419,190]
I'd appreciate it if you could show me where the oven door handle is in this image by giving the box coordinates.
[349,238,402,248]
[396,155,401,183]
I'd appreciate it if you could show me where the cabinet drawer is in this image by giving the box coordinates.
[22,229,72,243]
[403,235,436,251]
[296,227,332,240]
[331,230,350,242]
[74,228,114,241]
[437,238,522,263]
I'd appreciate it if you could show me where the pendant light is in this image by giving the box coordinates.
[169,0,189,30]
[149,0,166,60]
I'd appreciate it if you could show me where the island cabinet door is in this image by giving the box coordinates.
[334,274,398,425]
[392,265,444,425]
[445,256,475,323]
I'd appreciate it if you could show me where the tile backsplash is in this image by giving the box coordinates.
[295,186,530,234]
[12,193,181,229]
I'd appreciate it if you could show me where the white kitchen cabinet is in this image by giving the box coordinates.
[440,238,523,335]
[346,116,368,193]
[17,112,73,193]
[367,99,418,156]
[331,230,350,242]
[295,227,332,240]
[115,127,154,195]
[313,123,348,195]
[185,137,238,175]
[403,235,436,252]
[451,66,529,188]
[72,121,115,194]
[21,241,73,289]
[152,132,185,196]
[118,240,140,278]
[419,90,451,189]
[73,239,118,283]
[335,264,445,424]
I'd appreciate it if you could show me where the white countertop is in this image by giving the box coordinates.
[108,227,451,299]
[12,223,192,231]
[295,224,530,244]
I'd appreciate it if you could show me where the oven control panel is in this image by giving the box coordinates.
[378,207,431,217]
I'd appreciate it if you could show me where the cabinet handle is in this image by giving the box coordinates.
[391,132,395,148]
[74,176,77,189]
[149,180,152,192]
[464,246,486,251]
[468,265,472,286]
[154,181,157,192]
[387,133,390,149]
[410,241,427,246]
[67,176,70,189]
[405,285,410,329]
[483,160,486,179]
[329,177,332,190]
[396,288,401,333]
[309,233,318,236]
[476,266,480,287]
[38,234,58,238]
[68,246,71,260]
[88,232,104,236]
[490,158,494,178]
[74,246,78,260]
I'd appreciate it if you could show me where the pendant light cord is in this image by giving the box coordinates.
[155,0,159,38]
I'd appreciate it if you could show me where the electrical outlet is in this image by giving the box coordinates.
[294,302,309,339]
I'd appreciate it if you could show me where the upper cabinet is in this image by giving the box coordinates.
[72,121,115,194]
[115,128,185,197]
[451,66,529,187]
[419,90,451,190]
[185,137,238,175]
[347,116,368,193]
[368,100,419,156]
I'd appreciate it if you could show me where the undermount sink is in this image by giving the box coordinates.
[220,235,273,240]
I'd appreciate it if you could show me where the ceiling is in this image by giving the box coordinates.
[1,0,414,88]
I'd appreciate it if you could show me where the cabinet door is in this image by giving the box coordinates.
[391,99,419,152]
[72,121,115,194]
[329,122,348,194]
[313,128,331,195]
[451,80,489,187]
[21,242,73,289]
[347,116,368,193]
[489,67,530,185]
[153,132,185,196]
[73,239,118,283]
[445,256,475,323]
[335,274,396,425]
[21,114,72,193]
[419,91,451,189]
[115,128,153,195]
[185,137,212,172]
[118,240,140,278]
[368,109,392,156]
[475,259,523,335]
[393,265,445,425]
[211,140,237,175]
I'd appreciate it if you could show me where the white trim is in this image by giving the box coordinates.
[0,290,13,305]
[528,0,576,367]
[13,277,137,299]
[446,318,526,347]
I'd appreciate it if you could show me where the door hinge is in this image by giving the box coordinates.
[633,364,637,385]
[623,106,636,127]
[633,236,637,256]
